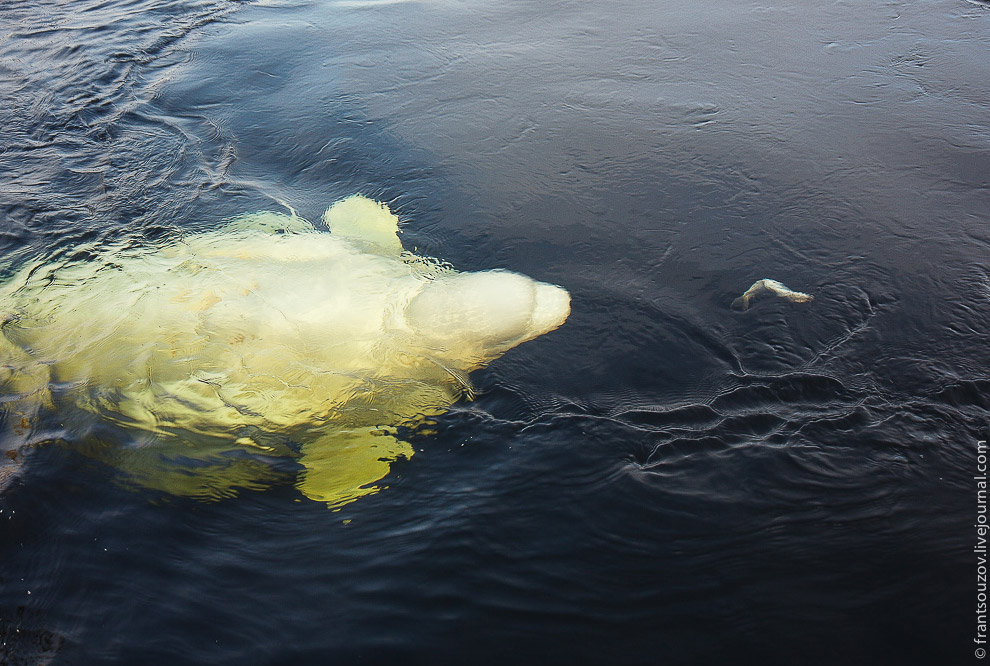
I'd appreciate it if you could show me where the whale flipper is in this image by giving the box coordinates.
[322,195,403,255]
[296,428,414,509]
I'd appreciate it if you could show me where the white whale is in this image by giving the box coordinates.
[0,195,570,507]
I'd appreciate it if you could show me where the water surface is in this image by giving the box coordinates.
[1,0,988,663]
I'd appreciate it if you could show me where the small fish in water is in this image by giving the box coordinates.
[731,279,813,311]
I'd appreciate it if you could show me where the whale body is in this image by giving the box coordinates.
[0,196,570,507]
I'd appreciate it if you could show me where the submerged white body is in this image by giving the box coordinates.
[0,196,570,506]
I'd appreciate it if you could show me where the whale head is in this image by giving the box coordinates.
[402,269,570,368]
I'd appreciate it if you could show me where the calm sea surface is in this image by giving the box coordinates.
[1,0,988,663]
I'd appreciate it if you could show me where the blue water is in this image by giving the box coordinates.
[1,0,988,663]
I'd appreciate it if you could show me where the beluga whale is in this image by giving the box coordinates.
[0,195,570,508]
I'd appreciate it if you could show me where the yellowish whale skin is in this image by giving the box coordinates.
[0,196,570,507]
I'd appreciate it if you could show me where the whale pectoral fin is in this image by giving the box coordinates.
[321,195,403,256]
[296,428,414,509]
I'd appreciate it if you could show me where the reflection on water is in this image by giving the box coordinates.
[0,0,987,663]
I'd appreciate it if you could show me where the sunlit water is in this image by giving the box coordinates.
[1,0,987,663]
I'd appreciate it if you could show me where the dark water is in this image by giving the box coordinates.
[1,0,988,663]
